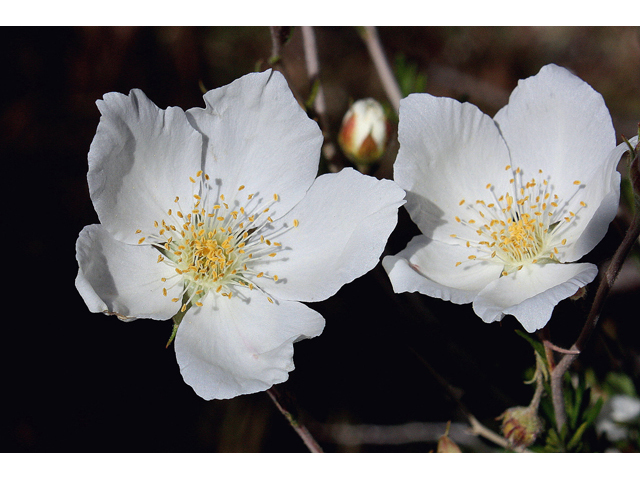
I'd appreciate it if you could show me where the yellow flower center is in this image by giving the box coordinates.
[135,171,298,311]
[451,165,586,275]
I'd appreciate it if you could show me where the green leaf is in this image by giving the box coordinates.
[514,329,547,363]
[569,377,586,430]
[567,421,589,451]
[393,53,427,97]
[305,78,320,111]
[604,371,638,397]
[582,396,604,427]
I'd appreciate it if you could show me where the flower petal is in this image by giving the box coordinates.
[561,136,637,262]
[258,167,405,302]
[395,93,512,242]
[493,64,618,258]
[88,89,203,244]
[174,289,325,400]
[473,262,598,333]
[75,224,181,321]
[185,70,323,219]
[382,234,504,304]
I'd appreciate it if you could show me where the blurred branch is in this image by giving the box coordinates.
[410,347,516,451]
[316,420,493,451]
[551,145,640,431]
[425,64,510,111]
[359,26,402,114]
[267,386,324,453]
[301,26,341,173]
[268,26,291,66]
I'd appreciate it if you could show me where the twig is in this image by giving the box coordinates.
[267,386,324,453]
[543,340,579,355]
[550,169,640,430]
[315,420,493,451]
[359,26,402,114]
[301,26,326,118]
[409,347,515,451]
[300,26,341,173]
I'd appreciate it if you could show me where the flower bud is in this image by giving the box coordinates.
[338,98,391,166]
[499,406,543,448]
[436,433,461,453]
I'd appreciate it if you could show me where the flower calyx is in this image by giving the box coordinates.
[499,405,543,449]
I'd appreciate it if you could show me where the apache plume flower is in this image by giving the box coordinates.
[383,64,627,332]
[76,70,405,400]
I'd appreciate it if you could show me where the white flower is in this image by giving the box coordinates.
[383,64,626,333]
[75,70,405,400]
[596,394,640,442]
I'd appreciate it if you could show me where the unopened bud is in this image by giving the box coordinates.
[569,286,587,300]
[436,420,461,452]
[338,98,391,166]
[499,406,543,449]
[437,433,461,453]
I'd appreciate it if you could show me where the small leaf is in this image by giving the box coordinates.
[582,396,604,427]
[514,329,548,364]
[567,420,589,451]
[165,322,178,348]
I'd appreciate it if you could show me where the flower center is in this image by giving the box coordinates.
[450,165,586,275]
[135,171,298,311]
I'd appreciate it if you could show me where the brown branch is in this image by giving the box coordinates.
[359,26,402,114]
[550,171,640,430]
[409,347,515,451]
[267,386,324,453]
[300,25,342,173]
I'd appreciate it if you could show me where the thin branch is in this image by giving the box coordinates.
[267,386,324,453]
[300,25,341,172]
[301,26,326,118]
[551,181,640,430]
[360,26,402,114]
[268,27,282,65]
[316,420,493,451]
[409,347,515,451]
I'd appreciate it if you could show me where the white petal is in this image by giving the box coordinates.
[258,168,405,302]
[174,289,325,400]
[88,89,203,244]
[185,70,323,219]
[473,262,598,333]
[494,64,618,257]
[382,234,504,304]
[395,93,512,242]
[75,224,181,321]
[563,135,638,261]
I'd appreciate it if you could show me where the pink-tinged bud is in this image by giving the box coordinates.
[569,286,587,300]
[436,433,461,453]
[499,406,543,449]
[338,98,391,166]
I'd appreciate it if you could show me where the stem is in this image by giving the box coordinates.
[551,205,640,430]
[268,27,282,65]
[267,386,324,453]
[300,26,341,173]
[409,347,515,451]
[301,26,326,118]
[360,26,402,114]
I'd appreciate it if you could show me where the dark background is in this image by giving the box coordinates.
[3,26,640,452]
